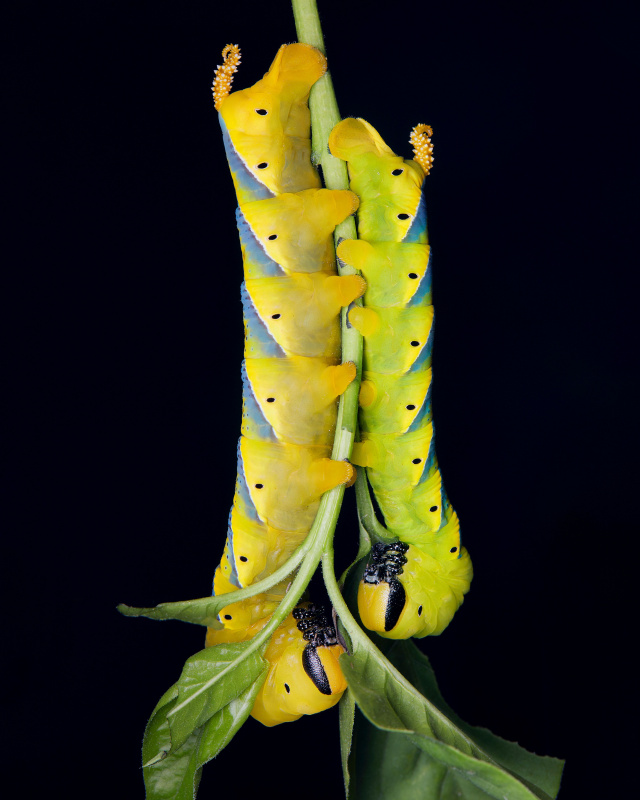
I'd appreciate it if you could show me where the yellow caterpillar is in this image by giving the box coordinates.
[207,44,361,725]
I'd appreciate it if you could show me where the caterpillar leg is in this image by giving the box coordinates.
[350,439,375,468]
[351,305,435,375]
[347,306,380,337]
[324,273,367,306]
[338,240,431,309]
[322,361,357,398]
[307,457,355,495]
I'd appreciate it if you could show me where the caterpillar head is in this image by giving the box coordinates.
[251,605,347,727]
[358,540,473,639]
[357,541,414,637]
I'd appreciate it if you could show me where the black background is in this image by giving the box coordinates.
[11,0,637,798]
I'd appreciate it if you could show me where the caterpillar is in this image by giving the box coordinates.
[206,44,363,726]
[329,118,473,639]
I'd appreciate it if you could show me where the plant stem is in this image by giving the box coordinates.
[292,0,362,534]
[355,468,394,543]
[293,0,355,240]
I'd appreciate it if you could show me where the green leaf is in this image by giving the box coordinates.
[142,679,265,800]
[338,688,356,797]
[143,695,179,770]
[117,538,314,627]
[340,647,483,752]
[388,641,564,797]
[196,678,264,764]
[352,710,557,800]
[324,533,563,800]
[342,639,563,800]
[351,708,462,800]
[409,731,556,800]
[117,597,224,627]
[143,700,201,798]
[167,641,267,752]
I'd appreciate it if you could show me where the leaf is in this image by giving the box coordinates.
[166,641,267,752]
[338,688,356,797]
[340,645,482,752]
[196,679,264,764]
[388,642,564,798]
[142,679,265,800]
[351,708,469,800]
[143,700,199,797]
[142,694,179,769]
[117,597,225,627]
[352,710,557,800]
[340,638,562,800]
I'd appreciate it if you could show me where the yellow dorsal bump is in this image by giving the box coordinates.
[212,44,242,110]
[410,124,434,175]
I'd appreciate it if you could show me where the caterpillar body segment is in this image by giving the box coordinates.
[241,272,365,359]
[348,305,435,375]
[241,357,356,447]
[209,44,351,725]
[330,117,472,639]
[238,437,352,532]
[237,189,359,277]
[337,239,432,309]
[358,369,433,435]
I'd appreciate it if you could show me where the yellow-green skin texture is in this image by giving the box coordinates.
[329,118,472,639]
[208,44,358,724]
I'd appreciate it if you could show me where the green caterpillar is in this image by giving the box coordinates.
[329,118,473,639]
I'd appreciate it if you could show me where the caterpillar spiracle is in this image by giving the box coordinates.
[329,118,473,639]
[206,44,364,726]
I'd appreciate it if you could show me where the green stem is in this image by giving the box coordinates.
[292,0,363,544]
[291,0,325,52]
[355,468,394,543]
[293,0,356,241]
